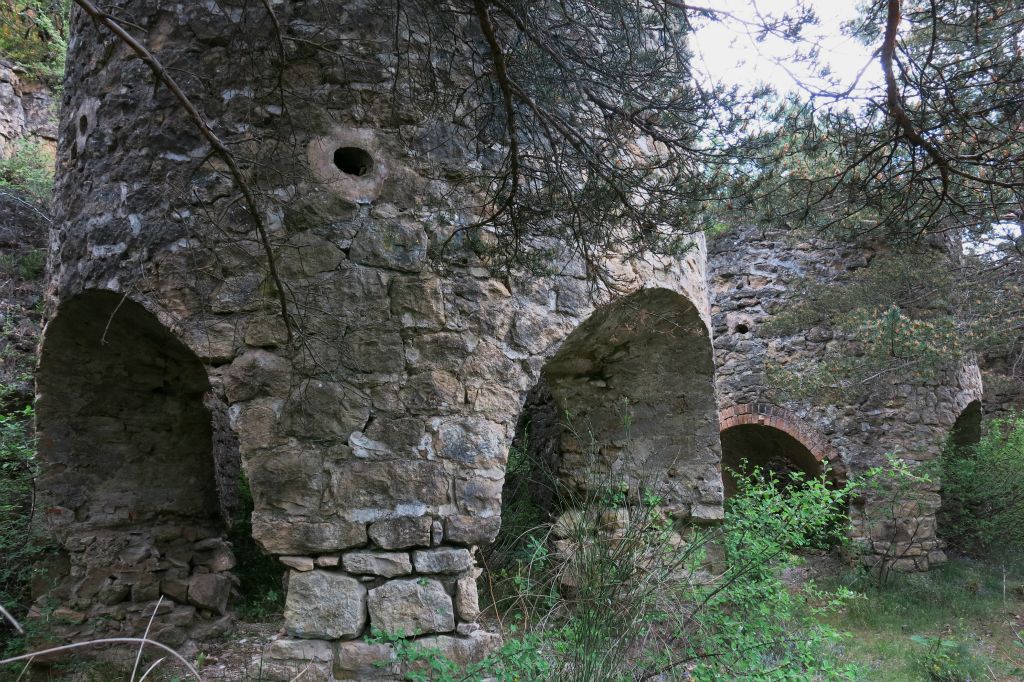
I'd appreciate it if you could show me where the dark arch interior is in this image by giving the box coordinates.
[333,146,374,176]
[950,400,982,451]
[36,290,221,528]
[720,424,822,497]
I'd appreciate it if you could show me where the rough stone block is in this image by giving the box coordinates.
[333,640,399,681]
[253,513,367,554]
[282,379,371,440]
[412,631,501,668]
[187,573,232,615]
[367,578,454,636]
[445,515,501,545]
[261,637,334,682]
[454,574,480,622]
[284,570,367,640]
[280,556,315,572]
[342,551,413,577]
[368,516,432,549]
[412,548,473,574]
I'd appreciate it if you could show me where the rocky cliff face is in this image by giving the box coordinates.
[0,62,54,410]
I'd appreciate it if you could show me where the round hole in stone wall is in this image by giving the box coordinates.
[333,146,374,177]
[78,114,88,134]
[735,323,749,334]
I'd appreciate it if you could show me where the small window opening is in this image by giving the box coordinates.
[735,323,749,334]
[78,114,88,134]
[333,147,374,177]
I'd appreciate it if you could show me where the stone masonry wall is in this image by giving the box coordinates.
[709,226,983,570]
[39,3,720,677]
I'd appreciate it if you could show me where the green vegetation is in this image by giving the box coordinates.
[385,467,860,681]
[824,558,1024,681]
[0,138,55,205]
[0,405,49,656]
[939,414,1024,561]
[0,1,68,84]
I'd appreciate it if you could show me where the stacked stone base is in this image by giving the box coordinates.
[263,630,501,681]
[34,525,236,650]
[264,515,499,682]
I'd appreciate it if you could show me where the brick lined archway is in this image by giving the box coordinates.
[718,403,846,495]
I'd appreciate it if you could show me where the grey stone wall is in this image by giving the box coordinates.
[39,2,720,674]
[709,226,984,570]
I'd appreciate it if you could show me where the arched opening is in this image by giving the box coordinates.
[502,287,721,524]
[37,291,220,527]
[950,400,982,452]
[720,424,823,497]
[35,291,237,639]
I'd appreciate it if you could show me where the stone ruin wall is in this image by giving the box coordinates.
[709,226,984,571]
[34,3,721,676]
[24,2,1019,677]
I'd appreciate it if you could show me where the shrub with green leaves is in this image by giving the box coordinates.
[0,138,55,204]
[939,413,1024,560]
[687,470,859,681]
[0,405,49,654]
[0,1,68,84]
[385,467,859,681]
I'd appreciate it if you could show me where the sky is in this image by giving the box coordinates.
[688,0,881,99]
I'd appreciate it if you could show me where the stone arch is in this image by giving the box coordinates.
[35,290,237,641]
[718,403,846,496]
[509,287,722,520]
[950,399,983,451]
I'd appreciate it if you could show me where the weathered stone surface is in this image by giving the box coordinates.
[253,514,367,554]
[445,515,502,545]
[454,574,480,622]
[282,379,370,440]
[350,219,428,272]
[280,556,315,572]
[284,570,367,640]
[187,573,231,615]
[368,516,433,550]
[367,578,454,636]
[412,548,473,575]
[342,551,413,577]
[261,638,334,682]
[333,640,399,681]
[412,631,502,668]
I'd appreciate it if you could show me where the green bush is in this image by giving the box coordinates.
[688,470,859,680]
[939,413,1024,559]
[389,466,859,681]
[0,405,50,654]
[0,138,55,204]
[910,635,987,682]
[0,1,68,84]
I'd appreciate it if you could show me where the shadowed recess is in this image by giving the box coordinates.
[720,424,822,497]
[35,290,220,528]
[950,400,982,451]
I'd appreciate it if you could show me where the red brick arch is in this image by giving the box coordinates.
[718,402,847,483]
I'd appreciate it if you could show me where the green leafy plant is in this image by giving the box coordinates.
[939,413,1024,560]
[0,138,55,204]
[910,635,986,682]
[0,404,50,655]
[0,1,69,83]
